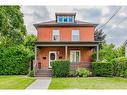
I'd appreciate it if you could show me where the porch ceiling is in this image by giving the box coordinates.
[35,41,101,47]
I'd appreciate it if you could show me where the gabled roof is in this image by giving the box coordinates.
[34,20,98,28]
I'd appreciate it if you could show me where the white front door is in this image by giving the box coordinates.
[49,51,57,68]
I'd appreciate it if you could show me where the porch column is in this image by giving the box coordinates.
[35,45,37,61]
[96,45,99,61]
[65,45,68,60]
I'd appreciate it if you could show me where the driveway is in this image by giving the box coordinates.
[26,77,51,89]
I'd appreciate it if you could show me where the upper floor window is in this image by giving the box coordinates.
[58,16,63,23]
[52,30,60,41]
[68,16,73,22]
[72,30,80,41]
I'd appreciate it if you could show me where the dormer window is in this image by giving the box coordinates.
[64,16,68,22]
[58,16,63,23]
[68,16,73,22]
[56,13,76,23]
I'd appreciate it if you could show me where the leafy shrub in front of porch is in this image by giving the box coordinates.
[111,57,127,77]
[76,68,91,77]
[52,60,70,77]
[92,62,113,77]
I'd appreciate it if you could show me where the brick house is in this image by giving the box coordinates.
[34,13,100,77]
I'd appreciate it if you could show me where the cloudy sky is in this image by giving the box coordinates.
[21,6,127,47]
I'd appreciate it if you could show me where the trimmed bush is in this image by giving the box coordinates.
[111,57,127,77]
[92,62,113,77]
[76,68,91,77]
[52,60,70,77]
[0,45,34,75]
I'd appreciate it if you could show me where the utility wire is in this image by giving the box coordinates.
[106,16,127,35]
[96,6,122,31]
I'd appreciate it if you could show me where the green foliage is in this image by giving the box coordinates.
[94,29,106,42]
[52,60,70,77]
[23,34,37,51]
[69,70,77,77]
[28,70,34,77]
[116,45,125,57]
[92,43,118,61]
[0,6,35,75]
[0,6,26,46]
[111,57,127,77]
[92,62,113,77]
[0,45,34,75]
[76,68,91,77]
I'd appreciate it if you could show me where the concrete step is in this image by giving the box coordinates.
[35,69,52,77]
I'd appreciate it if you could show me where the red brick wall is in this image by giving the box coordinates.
[37,47,92,69]
[37,27,95,41]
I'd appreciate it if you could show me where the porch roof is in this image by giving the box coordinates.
[35,41,101,47]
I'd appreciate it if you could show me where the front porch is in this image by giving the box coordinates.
[34,41,100,77]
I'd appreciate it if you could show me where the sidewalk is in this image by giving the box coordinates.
[26,77,51,89]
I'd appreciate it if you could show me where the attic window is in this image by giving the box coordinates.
[64,16,68,22]
[57,16,73,23]
[68,16,73,22]
[58,16,63,23]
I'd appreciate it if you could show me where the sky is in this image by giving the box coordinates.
[21,6,127,47]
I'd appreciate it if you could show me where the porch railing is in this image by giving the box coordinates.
[70,62,91,70]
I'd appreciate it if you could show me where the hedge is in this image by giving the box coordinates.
[0,45,34,75]
[111,57,127,77]
[92,62,113,77]
[52,60,70,77]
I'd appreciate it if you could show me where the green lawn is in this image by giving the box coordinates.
[49,77,127,89]
[0,76,35,89]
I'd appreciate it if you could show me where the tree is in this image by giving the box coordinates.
[94,29,106,42]
[92,43,118,61]
[23,34,37,51]
[0,6,26,45]
[117,45,125,57]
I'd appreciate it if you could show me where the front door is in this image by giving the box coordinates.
[49,51,57,68]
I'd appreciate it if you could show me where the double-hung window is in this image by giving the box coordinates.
[72,30,80,41]
[52,30,60,41]
[70,50,80,63]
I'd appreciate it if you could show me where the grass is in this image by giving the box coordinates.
[49,77,127,89]
[0,76,35,89]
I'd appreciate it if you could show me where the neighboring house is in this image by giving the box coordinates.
[34,13,100,77]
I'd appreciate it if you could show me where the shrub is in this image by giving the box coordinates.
[69,70,77,77]
[28,70,34,77]
[76,68,91,77]
[0,45,34,75]
[92,62,113,77]
[111,57,127,77]
[52,60,70,77]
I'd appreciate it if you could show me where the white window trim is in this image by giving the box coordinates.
[52,30,60,41]
[57,16,74,23]
[72,30,80,41]
[70,50,80,63]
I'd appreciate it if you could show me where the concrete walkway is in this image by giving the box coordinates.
[26,77,51,89]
